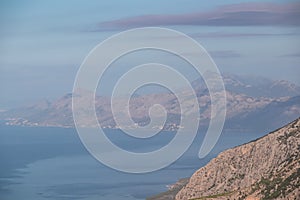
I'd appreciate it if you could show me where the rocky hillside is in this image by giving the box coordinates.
[172,118,300,200]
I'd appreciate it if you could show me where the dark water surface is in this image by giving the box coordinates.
[0,125,265,200]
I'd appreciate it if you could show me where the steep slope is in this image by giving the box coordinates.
[175,118,300,200]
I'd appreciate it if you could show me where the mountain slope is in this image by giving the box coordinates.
[174,118,300,200]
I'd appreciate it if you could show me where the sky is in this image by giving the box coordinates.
[1,0,300,109]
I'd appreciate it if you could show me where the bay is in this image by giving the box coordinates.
[0,125,264,200]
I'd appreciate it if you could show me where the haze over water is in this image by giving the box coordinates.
[0,125,264,200]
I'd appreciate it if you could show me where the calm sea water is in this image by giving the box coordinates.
[0,125,265,200]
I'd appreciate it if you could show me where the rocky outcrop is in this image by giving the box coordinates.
[175,118,300,200]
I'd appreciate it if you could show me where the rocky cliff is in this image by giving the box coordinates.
[175,118,300,200]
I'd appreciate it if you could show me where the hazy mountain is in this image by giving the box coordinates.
[192,73,300,98]
[150,117,300,200]
[226,96,300,132]
[1,75,300,131]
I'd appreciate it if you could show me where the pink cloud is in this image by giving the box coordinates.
[96,2,300,31]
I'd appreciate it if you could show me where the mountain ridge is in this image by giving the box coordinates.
[1,75,300,132]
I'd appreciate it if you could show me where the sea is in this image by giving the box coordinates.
[0,125,266,200]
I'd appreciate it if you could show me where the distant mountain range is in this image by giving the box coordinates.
[192,72,300,98]
[149,117,300,200]
[1,74,300,132]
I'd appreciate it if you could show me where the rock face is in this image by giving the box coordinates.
[175,118,300,200]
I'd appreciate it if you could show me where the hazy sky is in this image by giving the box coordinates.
[1,0,300,109]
